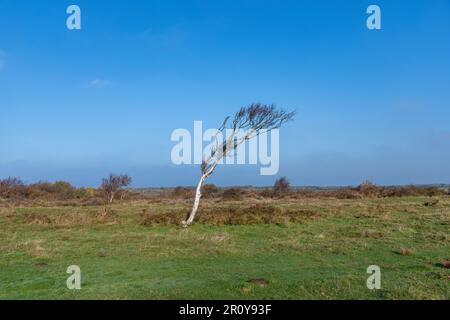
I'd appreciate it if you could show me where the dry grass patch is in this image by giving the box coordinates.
[18,240,47,257]
[141,203,319,226]
[196,233,231,243]
[395,248,415,256]
[362,229,384,238]
[22,207,117,227]
[247,278,269,288]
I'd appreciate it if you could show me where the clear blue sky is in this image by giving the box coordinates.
[0,0,449,187]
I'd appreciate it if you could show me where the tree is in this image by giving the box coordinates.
[101,174,132,204]
[0,177,24,189]
[183,103,295,227]
[274,177,290,194]
[0,177,25,198]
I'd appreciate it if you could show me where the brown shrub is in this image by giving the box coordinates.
[0,177,28,198]
[258,188,275,198]
[293,189,316,198]
[24,213,53,225]
[28,181,78,200]
[421,186,447,197]
[202,184,220,198]
[221,188,244,201]
[140,208,185,226]
[141,203,318,227]
[357,180,380,197]
[332,188,361,199]
[0,178,97,203]
[171,186,194,199]
[274,177,290,194]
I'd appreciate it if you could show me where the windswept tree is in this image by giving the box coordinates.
[183,103,295,227]
[101,174,132,204]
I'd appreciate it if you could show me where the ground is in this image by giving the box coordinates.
[0,196,449,299]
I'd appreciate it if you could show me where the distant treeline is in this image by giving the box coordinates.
[0,177,448,206]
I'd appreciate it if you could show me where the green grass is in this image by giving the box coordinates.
[0,196,449,300]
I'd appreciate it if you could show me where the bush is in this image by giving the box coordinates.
[202,184,220,198]
[171,186,194,199]
[333,188,361,199]
[258,188,275,198]
[274,177,290,194]
[422,186,445,197]
[0,177,24,188]
[27,181,78,200]
[379,185,446,198]
[357,180,380,197]
[0,177,27,198]
[51,181,77,199]
[141,203,318,227]
[0,178,97,202]
[221,188,243,201]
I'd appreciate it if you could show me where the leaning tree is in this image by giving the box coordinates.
[183,103,295,227]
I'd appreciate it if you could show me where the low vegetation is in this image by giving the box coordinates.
[1,177,447,206]
[0,180,448,299]
[141,203,318,226]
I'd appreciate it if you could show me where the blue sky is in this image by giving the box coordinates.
[0,0,449,187]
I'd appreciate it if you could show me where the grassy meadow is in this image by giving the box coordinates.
[0,192,449,300]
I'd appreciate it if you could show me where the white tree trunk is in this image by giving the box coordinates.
[183,174,207,227]
[109,192,114,204]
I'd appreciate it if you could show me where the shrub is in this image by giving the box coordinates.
[379,185,446,198]
[51,181,77,199]
[357,180,380,197]
[274,177,290,194]
[0,177,27,198]
[333,188,361,199]
[422,186,445,197]
[258,188,275,198]
[0,178,108,203]
[0,177,24,188]
[27,181,78,200]
[172,186,194,199]
[221,188,243,201]
[202,184,220,198]
[141,203,318,227]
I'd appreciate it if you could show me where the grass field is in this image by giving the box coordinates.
[0,196,449,300]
